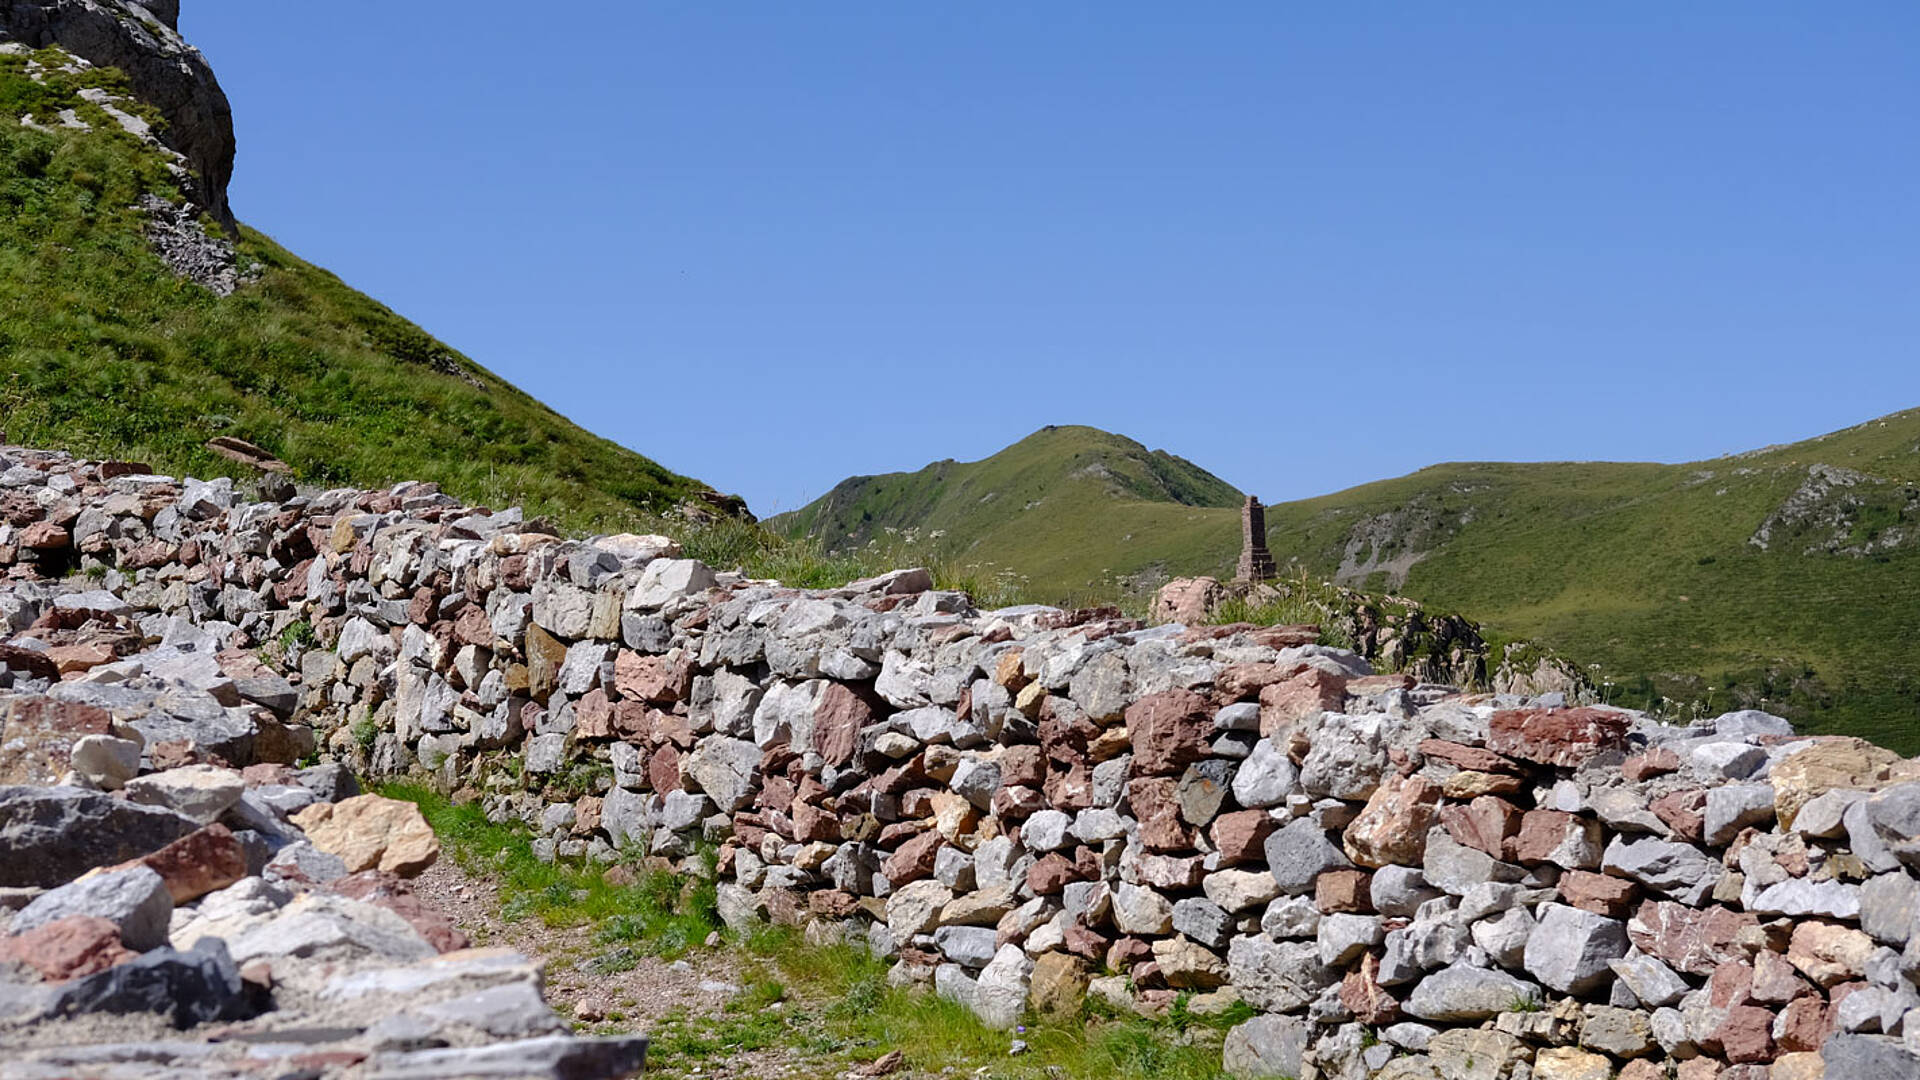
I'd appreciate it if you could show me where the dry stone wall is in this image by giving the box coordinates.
[7,445,1920,1080]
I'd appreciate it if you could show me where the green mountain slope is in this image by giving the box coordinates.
[0,48,717,530]
[770,426,1245,603]
[783,412,1920,749]
[1261,410,1920,747]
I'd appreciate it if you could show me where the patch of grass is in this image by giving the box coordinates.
[277,619,317,651]
[392,782,1240,1078]
[380,783,719,957]
[639,925,1235,1080]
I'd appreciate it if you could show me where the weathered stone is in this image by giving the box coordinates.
[1772,738,1909,826]
[1524,903,1629,995]
[1487,706,1630,768]
[1222,1013,1310,1080]
[1154,935,1228,989]
[123,764,244,825]
[973,944,1033,1028]
[683,736,759,811]
[1405,962,1542,1021]
[1610,952,1691,1007]
[1227,936,1331,1013]
[1788,921,1876,987]
[1265,817,1352,895]
[1127,689,1213,775]
[0,914,133,980]
[1028,951,1089,1019]
[1512,809,1603,870]
[12,865,172,950]
[1705,783,1779,846]
[1603,834,1718,906]
[1344,774,1440,869]
[288,794,440,877]
[1534,1047,1614,1080]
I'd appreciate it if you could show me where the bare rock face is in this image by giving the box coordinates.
[0,0,237,229]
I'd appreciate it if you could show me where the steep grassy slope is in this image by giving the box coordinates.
[770,426,1245,604]
[0,49,714,531]
[783,413,1920,749]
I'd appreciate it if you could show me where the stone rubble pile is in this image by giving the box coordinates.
[6,444,1920,1080]
[0,449,651,1076]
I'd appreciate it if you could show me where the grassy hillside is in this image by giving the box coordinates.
[0,48,715,532]
[1261,410,1920,748]
[783,412,1920,750]
[770,426,1245,604]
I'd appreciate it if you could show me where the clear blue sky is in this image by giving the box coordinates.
[185,4,1918,516]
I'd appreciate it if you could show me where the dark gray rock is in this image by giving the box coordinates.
[48,938,252,1029]
[0,785,198,887]
[1821,1033,1920,1076]
[0,0,235,226]
[362,1034,650,1080]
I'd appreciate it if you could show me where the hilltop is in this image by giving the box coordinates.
[784,412,1920,749]
[0,6,728,532]
[769,425,1244,603]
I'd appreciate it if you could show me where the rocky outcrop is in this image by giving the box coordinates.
[0,0,236,229]
[8,443,1920,1078]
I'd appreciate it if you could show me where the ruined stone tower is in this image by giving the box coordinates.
[1236,495,1276,582]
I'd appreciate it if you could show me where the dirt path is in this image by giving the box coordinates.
[409,859,856,1079]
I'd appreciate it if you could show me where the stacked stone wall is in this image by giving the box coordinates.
[6,444,1920,1079]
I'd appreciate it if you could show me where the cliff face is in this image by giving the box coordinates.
[0,0,234,228]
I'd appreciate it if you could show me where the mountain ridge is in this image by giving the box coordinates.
[782,409,1920,748]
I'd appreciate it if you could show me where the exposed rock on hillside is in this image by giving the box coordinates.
[0,0,236,229]
[1750,463,1920,557]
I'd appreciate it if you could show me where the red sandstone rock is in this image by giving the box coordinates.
[881,830,943,884]
[1129,777,1195,853]
[1126,690,1213,775]
[1709,959,1755,1009]
[1316,869,1373,914]
[615,650,692,703]
[135,823,246,903]
[812,683,873,768]
[999,744,1045,788]
[21,521,69,549]
[0,916,133,981]
[1511,809,1603,869]
[1339,952,1400,1024]
[1623,746,1682,782]
[1559,870,1638,918]
[0,697,112,785]
[1212,809,1278,866]
[1028,853,1080,895]
[1342,774,1441,869]
[646,744,682,795]
[1628,901,1760,976]
[1417,739,1524,775]
[1713,1005,1776,1064]
[1258,669,1348,737]
[1347,674,1415,696]
[1214,663,1300,703]
[573,689,615,739]
[1651,789,1708,843]
[328,871,470,953]
[1486,706,1631,768]
[1773,995,1830,1052]
[1439,796,1520,859]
